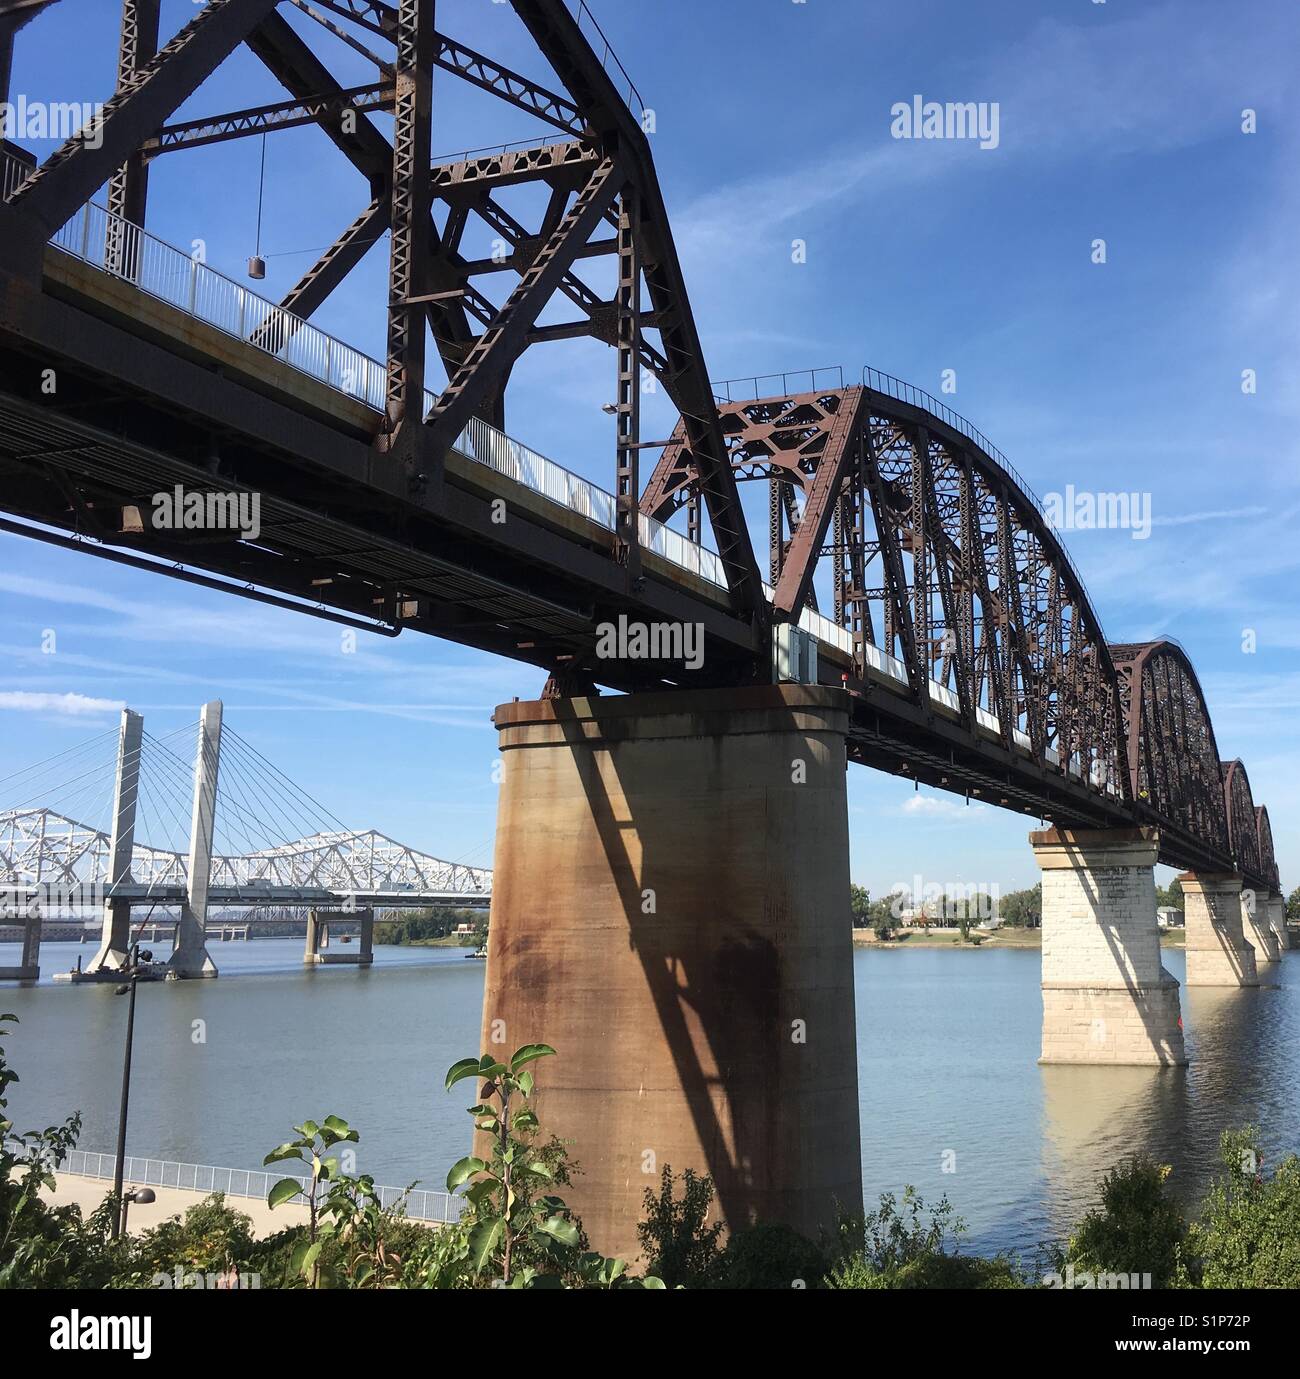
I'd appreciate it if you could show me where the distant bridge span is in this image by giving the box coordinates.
[0,808,491,908]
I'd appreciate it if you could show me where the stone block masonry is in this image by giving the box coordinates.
[1032,827,1185,1066]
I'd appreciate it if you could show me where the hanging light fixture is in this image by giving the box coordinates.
[248,133,267,280]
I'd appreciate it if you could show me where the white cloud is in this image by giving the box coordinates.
[0,691,124,717]
[902,794,986,819]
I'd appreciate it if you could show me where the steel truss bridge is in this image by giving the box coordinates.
[0,0,1282,897]
[0,808,492,910]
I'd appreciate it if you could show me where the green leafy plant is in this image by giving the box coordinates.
[1185,1127,1300,1288]
[444,1046,658,1288]
[444,1044,581,1285]
[716,1222,827,1290]
[636,1165,725,1288]
[1057,1155,1185,1288]
[263,1114,360,1288]
[824,1187,1022,1289]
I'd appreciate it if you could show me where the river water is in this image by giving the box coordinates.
[4,939,1298,1259]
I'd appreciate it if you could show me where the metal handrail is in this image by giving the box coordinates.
[710,366,846,404]
[50,1147,463,1224]
[564,0,644,119]
[1,145,36,201]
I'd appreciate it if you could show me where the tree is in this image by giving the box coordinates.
[850,884,871,928]
[1186,1127,1300,1288]
[997,884,1042,928]
[1288,886,1300,922]
[1155,878,1185,913]
[1060,1156,1185,1288]
[637,1165,724,1287]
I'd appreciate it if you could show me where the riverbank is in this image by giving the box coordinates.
[851,927,1188,949]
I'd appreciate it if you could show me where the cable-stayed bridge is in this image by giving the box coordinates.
[0,703,491,980]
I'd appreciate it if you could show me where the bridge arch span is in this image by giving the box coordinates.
[1222,759,1262,886]
[1108,640,1231,870]
[1257,805,1279,893]
[644,378,1128,803]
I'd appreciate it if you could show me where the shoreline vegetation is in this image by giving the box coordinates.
[5,1019,1299,1290]
[853,926,1188,949]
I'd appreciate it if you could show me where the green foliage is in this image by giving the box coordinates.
[636,1165,725,1288]
[716,1222,827,1290]
[1155,878,1185,914]
[444,1044,578,1285]
[1058,1156,1185,1288]
[849,884,870,926]
[996,884,1042,927]
[374,907,486,946]
[1185,1128,1300,1288]
[445,1046,656,1288]
[126,1193,256,1283]
[1287,886,1300,922]
[825,1187,1023,1289]
[263,1114,374,1287]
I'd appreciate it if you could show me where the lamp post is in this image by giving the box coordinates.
[110,943,152,1238]
[120,1185,156,1236]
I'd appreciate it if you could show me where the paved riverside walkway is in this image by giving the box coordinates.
[39,1171,310,1237]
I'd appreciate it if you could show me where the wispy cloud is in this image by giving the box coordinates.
[902,794,987,820]
[0,691,124,717]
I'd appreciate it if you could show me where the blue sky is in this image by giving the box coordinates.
[2,0,1297,897]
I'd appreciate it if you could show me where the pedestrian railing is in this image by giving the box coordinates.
[56,1148,463,1225]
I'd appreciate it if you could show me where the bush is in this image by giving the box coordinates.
[1185,1128,1300,1288]
[826,1186,1022,1289]
[637,1166,724,1288]
[716,1222,827,1289]
[1059,1156,1186,1288]
[121,1193,257,1286]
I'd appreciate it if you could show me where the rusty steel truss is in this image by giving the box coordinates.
[0,0,1280,893]
[0,0,764,618]
[644,385,1275,889]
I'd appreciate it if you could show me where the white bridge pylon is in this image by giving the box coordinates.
[0,703,492,982]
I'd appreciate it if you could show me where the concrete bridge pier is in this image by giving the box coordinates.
[478,684,863,1262]
[1242,890,1280,963]
[1181,874,1258,987]
[304,908,373,965]
[1032,826,1186,1066]
[0,909,41,982]
[1266,892,1290,952]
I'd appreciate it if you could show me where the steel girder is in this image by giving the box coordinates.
[378,0,435,457]
[1222,759,1263,887]
[179,0,759,617]
[4,0,281,240]
[142,83,395,158]
[1256,806,1279,892]
[1110,641,1233,872]
[104,0,159,278]
[645,384,1131,801]
[0,809,491,896]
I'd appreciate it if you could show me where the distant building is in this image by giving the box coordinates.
[1156,907,1182,929]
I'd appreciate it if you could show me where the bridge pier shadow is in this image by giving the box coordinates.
[475,685,862,1263]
